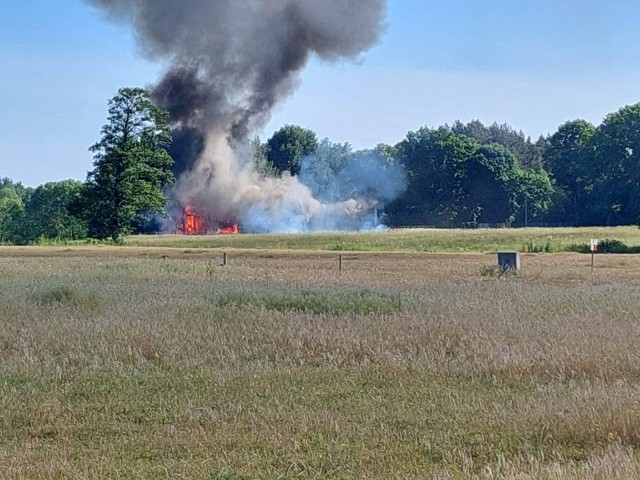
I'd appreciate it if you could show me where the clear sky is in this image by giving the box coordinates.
[2,0,640,186]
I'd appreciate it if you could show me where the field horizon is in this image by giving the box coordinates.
[5,226,638,255]
[127,226,640,254]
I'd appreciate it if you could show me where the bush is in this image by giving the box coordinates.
[566,239,640,254]
[565,243,590,253]
[598,239,640,253]
[522,238,640,254]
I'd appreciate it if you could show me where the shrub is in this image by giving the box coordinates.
[565,243,591,253]
[598,239,640,254]
[565,239,640,254]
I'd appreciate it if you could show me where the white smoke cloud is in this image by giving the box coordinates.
[171,131,395,232]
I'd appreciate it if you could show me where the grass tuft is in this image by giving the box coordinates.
[212,286,407,315]
[208,470,243,480]
[479,264,500,277]
[35,285,102,310]
[523,241,556,253]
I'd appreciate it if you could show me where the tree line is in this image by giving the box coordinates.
[259,104,640,228]
[1,88,640,244]
[0,88,173,244]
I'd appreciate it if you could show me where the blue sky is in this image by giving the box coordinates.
[2,0,640,186]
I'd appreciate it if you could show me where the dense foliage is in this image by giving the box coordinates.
[3,96,640,244]
[265,125,318,176]
[262,106,640,227]
[0,178,87,244]
[86,88,174,240]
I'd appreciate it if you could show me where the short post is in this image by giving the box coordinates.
[590,239,598,273]
[222,252,228,266]
[338,254,342,274]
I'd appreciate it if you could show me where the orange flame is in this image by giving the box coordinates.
[217,222,239,235]
[177,207,239,235]
[178,206,207,235]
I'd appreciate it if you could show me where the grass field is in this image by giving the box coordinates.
[125,226,640,253]
[2,231,640,478]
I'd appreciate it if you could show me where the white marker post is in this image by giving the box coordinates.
[590,239,599,273]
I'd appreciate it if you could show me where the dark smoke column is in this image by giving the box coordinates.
[85,0,388,173]
[85,0,390,233]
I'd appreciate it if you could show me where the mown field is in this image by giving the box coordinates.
[1,235,640,478]
[126,226,640,253]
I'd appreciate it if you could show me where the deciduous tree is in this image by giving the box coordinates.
[544,119,597,225]
[266,125,318,176]
[23,180,88,241]
[390,127,478,226]
[0,185,25,243]
[86,88,174,240]
[591,103,640,225]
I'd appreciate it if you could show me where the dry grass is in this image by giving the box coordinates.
[1,249,640,478]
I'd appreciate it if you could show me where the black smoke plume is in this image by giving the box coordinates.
[86,0,386,150]
[86,0,392,231]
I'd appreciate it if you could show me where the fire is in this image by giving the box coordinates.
[177,205,207,235]
[217,222,239,235]
[177,206,239,235]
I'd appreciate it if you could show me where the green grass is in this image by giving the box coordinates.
[35,285,102,311]
[125,226,640,253]
[212,286,408,315]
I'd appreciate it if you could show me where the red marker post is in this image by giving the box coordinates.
[590,239,599,273]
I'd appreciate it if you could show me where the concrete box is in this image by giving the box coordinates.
[498,252,521,271]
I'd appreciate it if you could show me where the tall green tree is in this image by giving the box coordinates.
[266,125,318,176]
[86,88,174,240]
[591,103,640,225]
[513,168,555,225]
[387,128,554,227]
[250,136,276,176]
[544,119,597,225]
[0,185,25,243]
[0,178,30,200]
[389,127,478,226]
[299,139,352,200]
[451,120,544,170]
[459,144,520,225]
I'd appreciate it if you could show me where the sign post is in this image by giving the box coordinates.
[590,239,599,273]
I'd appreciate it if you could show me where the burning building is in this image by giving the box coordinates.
[176,205,239,235]
[176,205,206,235]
